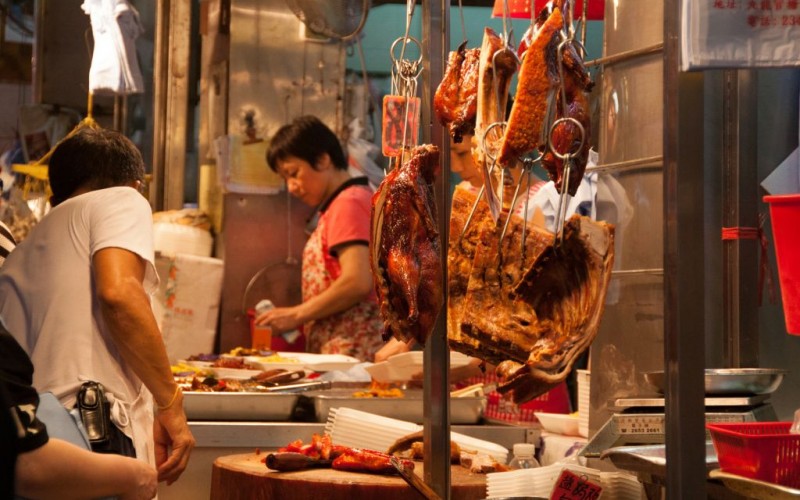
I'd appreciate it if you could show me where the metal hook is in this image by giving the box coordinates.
[481,121,507,163]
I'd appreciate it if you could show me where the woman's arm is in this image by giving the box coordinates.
[256,244,373,332]
[16,437,157,500]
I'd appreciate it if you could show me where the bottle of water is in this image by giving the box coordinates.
[508,443,540,469]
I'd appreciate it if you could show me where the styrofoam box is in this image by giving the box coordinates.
[153,253,224,363]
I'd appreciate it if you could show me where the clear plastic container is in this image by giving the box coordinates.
[508,443,540,469]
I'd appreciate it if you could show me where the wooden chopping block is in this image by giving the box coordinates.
[210,452,487,500]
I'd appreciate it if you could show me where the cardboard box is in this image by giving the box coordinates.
[152,253,224,362]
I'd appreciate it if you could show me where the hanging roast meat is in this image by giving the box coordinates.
[447,186,495,355]
[371,145,442,346]
[434,41,481,143]
[541,82,591,196]
[472,27,517,168]
[497,7,564,167]
[500,5,594,195]
[448,191,615,403]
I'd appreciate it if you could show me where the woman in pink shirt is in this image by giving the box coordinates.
[256,116,384,361]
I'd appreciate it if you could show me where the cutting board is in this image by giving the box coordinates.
[210,452,487,500]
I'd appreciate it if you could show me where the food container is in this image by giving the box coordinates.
[182,392,300,420]
[643,368,787,396]
[365,351,476,382]
[707,422,800,488]
[304,388,486,424]
[534,412,581,436]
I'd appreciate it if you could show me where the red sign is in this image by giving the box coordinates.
[549,468,603,500]
[492,0,605,21]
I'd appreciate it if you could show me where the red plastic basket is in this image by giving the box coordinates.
[707,422,800,488]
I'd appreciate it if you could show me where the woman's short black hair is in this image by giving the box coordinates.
[48,127,145,206]
[266,115,348,172]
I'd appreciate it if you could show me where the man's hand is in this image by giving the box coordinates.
[153,392,195,485]
[118,459,158,500]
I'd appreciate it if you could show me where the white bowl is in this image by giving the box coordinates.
[534,412,581,436]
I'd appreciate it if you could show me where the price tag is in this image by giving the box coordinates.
[381,95,420,157]
[549,468,602,500]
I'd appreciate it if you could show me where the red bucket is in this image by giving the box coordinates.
[764,194,800,335]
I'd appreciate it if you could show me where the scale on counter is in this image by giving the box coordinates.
[580,368,786,458]
[581,394,778,458]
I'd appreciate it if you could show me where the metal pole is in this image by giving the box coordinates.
[664,0,707,496]
[422,0,450,498]
[721,69,759,368]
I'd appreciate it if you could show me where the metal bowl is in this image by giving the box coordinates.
[643,368,787,396]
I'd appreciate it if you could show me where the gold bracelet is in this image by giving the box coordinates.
[157,386,181,411]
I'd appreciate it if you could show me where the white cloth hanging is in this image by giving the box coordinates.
[81,0,145,95]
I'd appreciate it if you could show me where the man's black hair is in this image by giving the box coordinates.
[266,115,348,172]
[48,127,145,206]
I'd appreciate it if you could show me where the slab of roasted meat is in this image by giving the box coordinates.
[541,84,591,195]
[371,145,442,345]
[434,41,480,143]
[447,186,495,355]
[473,28,517,163]
[497,7,563,167]
[449,196,614,403]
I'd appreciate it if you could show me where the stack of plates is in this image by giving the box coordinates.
[486,464,601,498]
[599,471,644,499]
[365,351,476,382]
[325,407,508,463]
[577,369,590,438]
[249,352,360,372]
[486,464,642,499]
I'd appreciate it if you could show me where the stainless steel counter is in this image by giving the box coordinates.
[158,421,539,499]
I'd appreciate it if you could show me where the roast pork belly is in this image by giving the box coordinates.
[447,187,495,355]
[371,145,443,346]
[497,7,563,167]
[449,205,614,404]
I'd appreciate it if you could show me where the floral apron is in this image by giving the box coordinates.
[302,208,384,361]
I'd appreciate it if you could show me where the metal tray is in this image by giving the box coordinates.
[643,368,787,395]
[710,469,800,499]
[304,389,487,424]
[183,392,300,421]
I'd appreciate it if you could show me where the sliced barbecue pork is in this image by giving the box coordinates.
[434,42,480,143]
[371,145,442,345]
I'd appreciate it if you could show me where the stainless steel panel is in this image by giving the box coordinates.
[604,0,663,56]
[600,56,664,166]
[229,0,344,138]
[589,272,664,435]
[603,169,664,271]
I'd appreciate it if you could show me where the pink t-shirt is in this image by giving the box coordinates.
[323,185,372,257]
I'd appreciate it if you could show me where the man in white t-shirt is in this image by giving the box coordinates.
[0,127,194,485]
